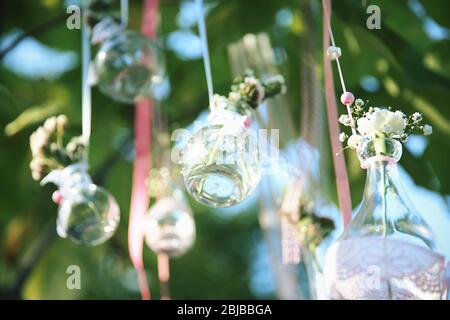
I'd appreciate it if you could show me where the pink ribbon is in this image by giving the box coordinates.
[322,0,352,227]
[128,0,159,300]
[360,155,397,169]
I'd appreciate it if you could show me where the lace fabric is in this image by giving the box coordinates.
[325,236,448,300]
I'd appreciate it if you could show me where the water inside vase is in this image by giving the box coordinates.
[57,185,120,246]
[145,207,195,257]
[184,164,252,208]
[181,123,260,208]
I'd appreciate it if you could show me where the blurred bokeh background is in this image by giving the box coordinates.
[0,0,449,299]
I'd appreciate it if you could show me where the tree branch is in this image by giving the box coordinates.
[0,13,67,61]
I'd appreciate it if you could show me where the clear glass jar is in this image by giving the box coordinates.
[144,191,195,257]
[180,104,260,208]
[43,163,120,246]
[94,29,164,104]
[324,138,448,300]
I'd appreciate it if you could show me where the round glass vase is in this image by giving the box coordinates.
[324,138,448,300]
[144,191,196,257]
[180,104,260,208]
[94,30,164,104]
[54,164,120,246]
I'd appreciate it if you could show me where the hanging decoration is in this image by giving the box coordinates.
[127,0,160,301]
[321,0,352,227]
[28,3,121,246]
[145,169,196,258]
[29,116,120,246]
[321,0,448,300]
[177,0,287,208]
[143,99,196,300]
[228,32,306,299]
[89,0,164,104]
[180,71,286,208]
[294,6,344,296]
[145,100,196,258]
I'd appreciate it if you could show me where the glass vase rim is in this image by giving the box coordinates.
[358,137,403,165]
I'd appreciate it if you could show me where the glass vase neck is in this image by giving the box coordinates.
[345,138,437,251]
[358,137,402,166]
[91,17,124,45]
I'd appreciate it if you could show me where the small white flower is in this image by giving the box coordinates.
[228,91,241,102]
[211,94,229,112]
[30,127,49,156]
[30,157,45,171]
[244,76,259,86]
[43,117,57,133]
[355,99,364,107]
[339,114,353,127]
[354,105,363,113]
[339,132,348,142]
[423,124,433,135]
[347,134,364,150]
[56,114,68,127]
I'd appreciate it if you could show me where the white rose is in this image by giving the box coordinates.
[387,110,407,135]
[370,109,392,134]
[347,134,364,150]
[357,108,406,138]
[423,124,432,135]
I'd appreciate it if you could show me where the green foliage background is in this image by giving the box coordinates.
[0,0,449,299]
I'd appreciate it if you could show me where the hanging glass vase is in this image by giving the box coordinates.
[180,98,260,208]
[42,163,120,246]
[92,17,164,103]
[144,190,196,257]
[324,137,448,300]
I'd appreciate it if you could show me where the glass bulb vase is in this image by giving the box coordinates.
[42,163,120,246]
[144,194,196,257]
[94,30,164,104]
[180,105,260,208]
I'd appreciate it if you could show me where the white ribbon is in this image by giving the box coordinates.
[120,0,129,29]
[195,0,214,107]
[82,8,91,161]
